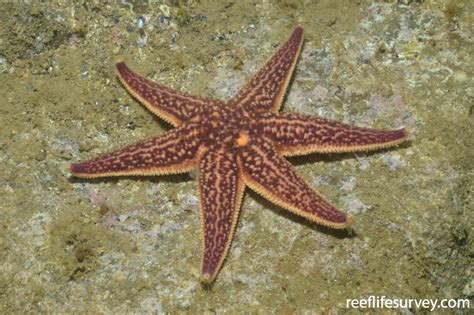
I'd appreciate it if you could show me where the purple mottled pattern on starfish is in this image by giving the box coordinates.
[259,112,407,155]
[198,145,244,282]
[70,26,408,283]
[232,27,304,112]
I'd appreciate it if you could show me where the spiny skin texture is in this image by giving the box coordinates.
[70,27,408,283]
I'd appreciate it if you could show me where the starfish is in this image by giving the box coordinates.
[70,27,407,283]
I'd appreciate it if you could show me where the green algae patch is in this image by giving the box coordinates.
[43,207,137,281]
[0,4,71,63]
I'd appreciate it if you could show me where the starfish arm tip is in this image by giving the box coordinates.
[389,127,409,147]
[114,59,128,77]
[346,213,356,227]
[200,272,215,284]
[316,212,355,230]
[294,25,304,33]
[400,127,409,138]
[69,163,79,175]
[68,162,93,178]
[115,59,128,73]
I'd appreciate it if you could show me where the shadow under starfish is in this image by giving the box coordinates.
[70,26,408,283]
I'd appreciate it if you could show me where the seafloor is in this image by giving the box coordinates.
[0,0,472,313]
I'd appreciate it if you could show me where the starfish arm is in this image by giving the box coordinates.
[232,27,304,112]
[239,138,352,229]
[70,122,202,178]
[259,112,408,156]
[116,61,224,126]
[198,145,245,283]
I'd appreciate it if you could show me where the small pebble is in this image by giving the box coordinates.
[159,4,171,18]
[453,70,467,82]
[118,214,129,222]
[463,278,474,297]
[137,16,146,29]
